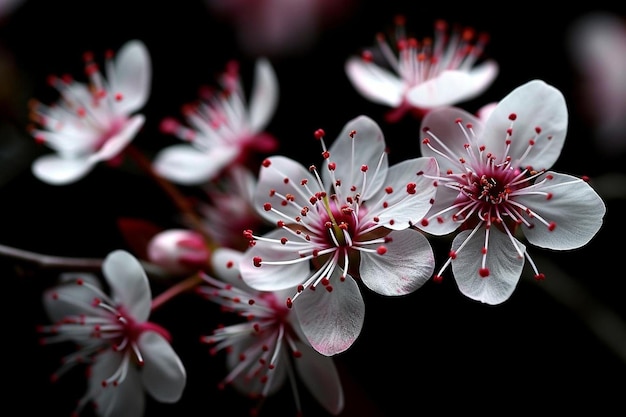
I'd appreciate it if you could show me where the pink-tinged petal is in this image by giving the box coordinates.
[476,102,498,121]
[344,57,404,107]
[139,331,186,403]
[406,61,498,108]
[42,275,102,323]
[420,106,482,175]
[110,40,152,114]
[482,80,567,170]
[516,172,606,250]
[248,58,279,133]
[153,144,238,185]
[322,115,387,200]
[294,270,364,356]
[89,350,145,417]
[367,157,439,230]
[211,247,245,286]
[31,154,95,185]
[102,250,151,321]
[239,229,311,291]
[147,229,209,275]
[360,229,434,296]
[254,155,318,223]
[451,228,526,305]
[293,340,344,415]
[92,114,145,162]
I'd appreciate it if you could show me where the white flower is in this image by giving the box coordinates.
[345,17,498,123]
[39,250,186,417]
[239,115,438,355]
[416,80,606,305]
[152,58,279,185]
[29,40,151,185]
[199,248,344,416]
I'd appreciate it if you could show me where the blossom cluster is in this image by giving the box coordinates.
[2,3,614,417]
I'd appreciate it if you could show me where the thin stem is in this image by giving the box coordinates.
[151,273,204,311]
[0,243,103,270]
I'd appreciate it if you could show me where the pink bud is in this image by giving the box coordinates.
[147,229,210,275]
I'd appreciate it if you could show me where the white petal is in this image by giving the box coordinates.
[323,115,387,200]
[451,227,526,305]
[139,331,187,403]
[42,275,102,323]
[153,144,238,185]
[211,247,246,286]
[91,114,145,162]
[102,250,151,321]
[110,40,152,114]
[367,156,439,230]
[516,172,606,250]
[239,229,312,291]
[254,155,318,223]
[482,80,567,170]
[294,269,364,356]
[293,340,344,415]
[360,229,434,296]
[407,62,498,108]
[31,154,95,185]
[344,57,404,106]
[248,58,279,132]
[415,184,463,236]
[89,351,145,417]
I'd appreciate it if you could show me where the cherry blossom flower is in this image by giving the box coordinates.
[198,248,344,416]
[567,11,626,156]
[153,58,279,185]
[38,250,186,416]
[415,80,606,305]
[239,115,439,355]
[147,229,211,276]
[345,17,499,123]
[28,40,151,185]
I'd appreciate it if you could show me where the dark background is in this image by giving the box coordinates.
[2,0,625,416]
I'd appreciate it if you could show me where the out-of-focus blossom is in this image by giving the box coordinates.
[199,166,268,251]
[568,12,626,156]
[38,250,187,417]
[0,0,25,22]
[153,59,279,185]
[415,80,606,305]
[239,115,438,355]
[28,40,151,185]
[147,229,211,276]
[345,17,498,123]
[205,0,355,56]
[198,248,344,416]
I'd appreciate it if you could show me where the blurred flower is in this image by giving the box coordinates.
[0,0,25,22]
[199,165,268,251]
[568,11,626,156]
[239,115,438,355]
[147,229,211,276]
[416,80,606,304]
[153,58,279,185]
[198,248,344,416]
[205,0,355,56]
[345,17,498,123]
[28,40,151,185]
[38,250,186,416]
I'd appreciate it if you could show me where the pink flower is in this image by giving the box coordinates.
[239,115,438,355]
[345,17,499,123]
[38,250,186,416]
[28,40,151,185]
[198,248,344,416]
[153,59,279,185]
[147,229,211,275]
[416,80,606,304]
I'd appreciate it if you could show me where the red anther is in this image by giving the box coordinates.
[286,298,293,308]
[349,130,357,138]
[449,250,457,260]
[243,229,254,239]
[406,182,416,194]
[325,285,333,292]
[548,221,556,231]
[262,159,271,167]
[376,246,387,255]
[361,50,374,62]
[280,237,288,244]
[534,273,546,281]
[292,350,302,358]
[582,175,590,182]
[277,220,285,227]
[263,203,272,211]
[535,126,542,134]
[433,275,443,284]
[455,118,463,124]
[328,162,336,171]
[361,164,368,172]
[314,128,325,139]
[508,113,517,121]
[253,257,262,267]
[422,138,430,145]
[546,192,553,200]
[479,268,490,277]
[322,151,330,159]
[114,93,123,101]
[420,218,429,227]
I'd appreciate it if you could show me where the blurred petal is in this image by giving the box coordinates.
[102,250,151,321]
[139,332,187,403]
[344,58,404,106]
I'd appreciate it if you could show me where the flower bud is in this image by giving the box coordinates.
[147,229,210,275]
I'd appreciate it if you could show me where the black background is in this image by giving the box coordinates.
[2,0,626,416]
